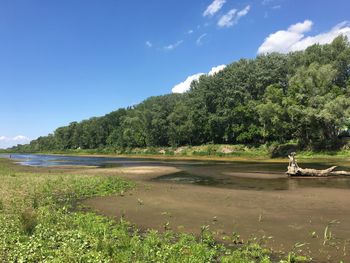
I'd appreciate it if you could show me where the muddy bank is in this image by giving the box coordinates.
[82,166,350,262]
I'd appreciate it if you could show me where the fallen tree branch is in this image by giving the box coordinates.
[287,166,338,177]
[286,152,350,177]
[330,170,350,176]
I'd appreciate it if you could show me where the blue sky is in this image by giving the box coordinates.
[1,0,349,148]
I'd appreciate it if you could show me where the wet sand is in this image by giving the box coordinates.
[80,166,181,180]
[82,166,350,262]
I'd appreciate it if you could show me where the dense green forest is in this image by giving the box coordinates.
[13,36,350,152]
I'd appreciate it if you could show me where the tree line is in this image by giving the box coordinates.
[12,36,350,152]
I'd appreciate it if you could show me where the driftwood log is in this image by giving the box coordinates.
[286,152,350,177]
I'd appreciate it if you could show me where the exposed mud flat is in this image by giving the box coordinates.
[83,166,350,262]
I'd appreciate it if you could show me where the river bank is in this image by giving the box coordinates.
[2,143,350,164]
[0,157,310,262]
[2,154,350,261]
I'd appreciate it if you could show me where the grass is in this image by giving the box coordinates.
[296,150,350,159]
[323,220,340,246]
[0,158,313,262]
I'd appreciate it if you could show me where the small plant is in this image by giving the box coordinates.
[323,219,340,246]
[279,242,311,263]
[310,231,317,238]
[259,213,263,222]
[20,208,37,235]
[283,251,310,263]
[231,232,242,244]
[137,198,143,205]
[163,221,170,231]
[343,241,347,257]
[200,225,210,240]
[161,211,171,217]
[32,193,39,209]
[199,225,216,248]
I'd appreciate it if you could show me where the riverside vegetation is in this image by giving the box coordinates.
[0,158,310,262]
[9,36,350,154]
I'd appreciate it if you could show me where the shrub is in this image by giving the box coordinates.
[269,143,299,158]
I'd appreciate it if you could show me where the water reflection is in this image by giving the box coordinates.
[154,169,350,190]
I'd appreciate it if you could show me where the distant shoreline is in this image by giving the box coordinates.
[2,146,350,163]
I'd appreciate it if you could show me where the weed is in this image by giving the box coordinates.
[323,219,340,246]
[20,208,37,235]
[231,232,242,244]
[282,252,310,263]
[310,231,317,238]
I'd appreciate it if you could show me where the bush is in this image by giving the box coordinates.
[269,143,299,158]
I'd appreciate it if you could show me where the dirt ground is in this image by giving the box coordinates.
[82,166,350,262]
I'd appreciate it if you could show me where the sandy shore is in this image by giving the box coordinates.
[80,166,181,180]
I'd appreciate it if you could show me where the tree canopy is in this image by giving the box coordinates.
[13,36,350,152]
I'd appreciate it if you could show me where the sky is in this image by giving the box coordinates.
[1,0,350,148]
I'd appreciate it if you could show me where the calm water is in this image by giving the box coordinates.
[2,153,350,191]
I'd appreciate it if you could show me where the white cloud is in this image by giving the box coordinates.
[218,9,237,27]
[262,0,282,9]
[208,64,226,75]
[163,40,184,51]
[257,20,313,54]
[172,64,226,93]
[218,5,250,28]
[203,0,226,17]
[0,135,30,149]
[258,20,350,54]
[288,20,313,33]
[291,21,350,51]
[145,41,153,48]
[187,29,194,34]
[13,135,29,141]
[172,73,204,93]
[262,0,273,5]
[196,33,208,46]
[272,5,281,9]
[237,5,250,18]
